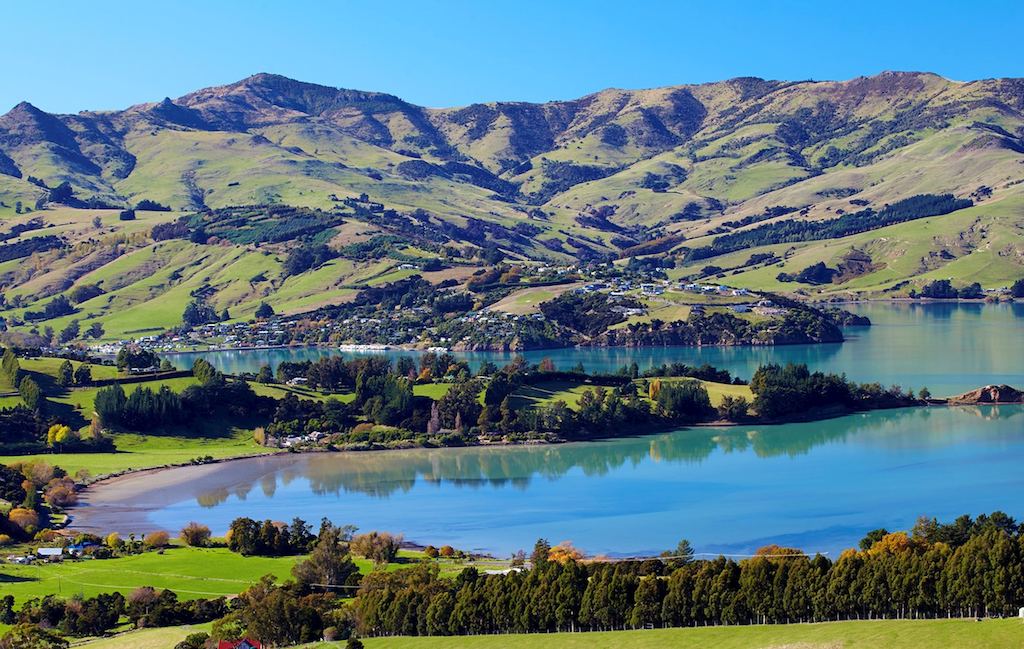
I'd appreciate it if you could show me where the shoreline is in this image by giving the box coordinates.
[65,398,1024,536]
[139,298,1020,357]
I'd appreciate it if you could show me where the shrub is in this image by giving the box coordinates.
[118,209,136,221]
[143,530,170,549]
[424,545,439,558]
[0,534,12,546]
[136,199,171,211]
[8,507,40,534]
[174,632,210,649]
[180,522,212,547]
[43,478,78,508]
[351,531,402,565]
[439,545,455,558]
[105,532,122,549]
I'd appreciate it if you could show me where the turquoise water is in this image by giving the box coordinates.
[174,302,1024,396]
[144,404,1024,557]
[138,303,1024,556]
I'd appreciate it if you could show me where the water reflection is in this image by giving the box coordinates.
[190,405,1024,506]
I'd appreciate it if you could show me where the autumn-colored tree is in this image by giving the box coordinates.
[105,532,122,549]
[351,531,403,565]
[648,378,662,400]
[180,522,212,547]
[143,530,170,549]
[46,424,75,450]
[867,531,916,555]
[7,508,40,534]
[549,541,584,564]
[43,477,77,508]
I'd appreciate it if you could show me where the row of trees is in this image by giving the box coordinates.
[912,279,985,299]
[354,517,1024,637]
[686,193,973,261]
[94,362,272,432]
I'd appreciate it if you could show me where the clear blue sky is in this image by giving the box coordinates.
[5,0,1022,114]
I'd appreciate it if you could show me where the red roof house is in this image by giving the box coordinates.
[217,640,262,649]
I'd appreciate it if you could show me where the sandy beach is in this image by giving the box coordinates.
[71,454,308,534]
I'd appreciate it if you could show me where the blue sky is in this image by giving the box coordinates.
[4,0,1022,114]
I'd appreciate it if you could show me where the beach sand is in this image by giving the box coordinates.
[71,454,306,534]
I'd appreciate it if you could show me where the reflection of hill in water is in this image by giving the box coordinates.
[193,406,1024,505]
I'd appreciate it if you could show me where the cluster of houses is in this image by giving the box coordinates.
[5,541,98,564]
[275,431,329,449]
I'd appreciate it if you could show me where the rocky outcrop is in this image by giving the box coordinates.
[948,385,1024,404]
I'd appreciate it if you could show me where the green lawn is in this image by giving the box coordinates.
[511,378,753,410]
[321,619,1024,649]
[413,383,453,399]
[0,430,270,477]
[75,623,213,649]
[510,380,595,409]
[0,547,300,603]
[0,545,505,605]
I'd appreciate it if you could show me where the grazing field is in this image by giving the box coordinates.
[75,624,214,649]
[66,614,1024,649]
[510,378,752,410]
[0,430,270,477]
[343,619,1024,649]
[488,284,583,315]
[509,379,597,409]
[0,547,300,603]
[0,545,508,605]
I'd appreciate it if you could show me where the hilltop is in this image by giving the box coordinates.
[0,72,1023,342]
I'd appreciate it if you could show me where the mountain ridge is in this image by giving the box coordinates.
[0,70,1022,339]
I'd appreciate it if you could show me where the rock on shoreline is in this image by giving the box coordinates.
[948,385,1024,404]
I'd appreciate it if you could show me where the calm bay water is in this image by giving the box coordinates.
[130,303,1024,556]
[139,404,1024,557]
[175,302,1024,396]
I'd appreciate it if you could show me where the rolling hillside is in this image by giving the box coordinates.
[1,71,1023,340]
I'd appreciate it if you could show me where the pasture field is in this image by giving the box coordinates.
[347,619,1024,649]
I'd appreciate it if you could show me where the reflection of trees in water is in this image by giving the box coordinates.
[198,488,230,508]
[191,405,1024,506]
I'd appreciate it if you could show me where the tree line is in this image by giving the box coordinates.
[685,193,973,261]
[93,359,272,432]
[354,513,1024,637]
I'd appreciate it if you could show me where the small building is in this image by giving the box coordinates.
[218,640,263,649]
[37,548,63,561]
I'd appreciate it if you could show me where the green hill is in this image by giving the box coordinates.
[1,72,1023,340]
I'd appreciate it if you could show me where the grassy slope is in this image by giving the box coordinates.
[75,624,213,649]
[341,619,1024,649]
[0,431,270,477]
[511,378,752,409]
[68,618,1024,649]
[673,192,1024,294]
[0,545,504,605]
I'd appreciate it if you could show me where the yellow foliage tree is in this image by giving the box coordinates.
[46,424,76,451]
[648,378,662,400]
[549,541,584,564]
[868,531,916,555]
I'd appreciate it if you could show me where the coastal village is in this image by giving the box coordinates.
[79,266,789,358]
